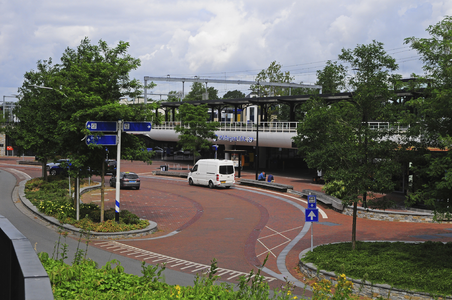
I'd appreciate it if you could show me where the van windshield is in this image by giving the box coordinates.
[219,165,234,175]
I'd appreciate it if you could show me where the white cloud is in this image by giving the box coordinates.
[1,0,452,96]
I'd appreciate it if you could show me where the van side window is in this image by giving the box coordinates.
[219,165,234,175]
[192,165,198,172]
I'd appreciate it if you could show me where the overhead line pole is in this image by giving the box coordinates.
[143,76,322,104]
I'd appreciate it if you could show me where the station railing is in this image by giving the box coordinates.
[152,121,410,134]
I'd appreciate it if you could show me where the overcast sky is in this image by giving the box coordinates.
[1,0,451,100]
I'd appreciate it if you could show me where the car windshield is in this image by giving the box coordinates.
[123,173,139,179]
[219,165,234,175]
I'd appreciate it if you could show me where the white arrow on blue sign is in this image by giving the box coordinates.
[86,135,117,146]
[305,208,319,222]
[123,122,152,132]
[86,121,118,132]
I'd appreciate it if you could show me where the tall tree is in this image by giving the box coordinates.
[316,60,348,94]
[251,61,293,97]
[8,38,155,222]
[404,16,452,219]
[167,90,182,102]
[175,103,219,164]
[7,58,63,180]
[184,82,218,101]
[294,41,402,250]
[223,90,245,99]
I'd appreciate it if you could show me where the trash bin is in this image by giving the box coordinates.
[160,165,168,171]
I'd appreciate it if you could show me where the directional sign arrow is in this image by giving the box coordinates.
[308,211,316,220]
[86,135,117,146]
[86,121,118,132]
[305,208,319,222]
[123,121,152,132]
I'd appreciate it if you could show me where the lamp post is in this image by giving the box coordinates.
[255,81,260,180]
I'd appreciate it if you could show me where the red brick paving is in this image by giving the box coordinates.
[81,160,452,290]
[4,156,452,294]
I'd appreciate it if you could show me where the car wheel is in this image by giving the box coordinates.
[189,178,194,186]
[110,180,114,187]
[208,181,214,189]
[50,169,57,176]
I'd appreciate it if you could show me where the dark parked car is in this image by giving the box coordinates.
[109,172,140,189]
[46,159,70,171]
[49,160,71,176]
[105,159,116,175]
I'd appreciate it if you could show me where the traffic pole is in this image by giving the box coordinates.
[115,120,122,223]
[311,222,313,252]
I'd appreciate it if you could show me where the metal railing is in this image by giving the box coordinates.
[368,122,410,133]
[0,215,53,300]
[152,121,300,133]
[152,121,409,134]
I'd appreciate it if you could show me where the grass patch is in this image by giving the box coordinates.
[41,232,300,300]
[25,176,148,232]
[301,241,452,297]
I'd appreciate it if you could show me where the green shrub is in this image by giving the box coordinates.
[26,177,147,232]
[322,180,347,199]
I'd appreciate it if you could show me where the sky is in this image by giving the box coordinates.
[1,0,452,101]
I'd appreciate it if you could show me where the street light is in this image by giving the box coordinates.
[29,84,68,98]
[255,81,260,180]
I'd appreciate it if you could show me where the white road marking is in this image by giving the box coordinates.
[94,241,277,282]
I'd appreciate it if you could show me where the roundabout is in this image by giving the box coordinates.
[3,157,452,298]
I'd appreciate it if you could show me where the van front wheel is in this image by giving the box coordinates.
[208,181,214,189]
[189,178,194,186]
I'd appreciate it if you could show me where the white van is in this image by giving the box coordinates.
[188,159,235,189]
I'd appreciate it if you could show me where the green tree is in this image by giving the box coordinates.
[222,90,245,99]
[167,91,182,102]
[316,60,348,94]
[250,61,293,97]
[175,103,219,164]
[294,41,402,250]
[404,16,452,219]
[7,58,63,180]
[8,37,155,221]
[184,82,218,101]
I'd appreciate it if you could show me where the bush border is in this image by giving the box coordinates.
[19,179,158,239]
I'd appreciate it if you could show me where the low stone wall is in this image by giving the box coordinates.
[342,206,437,223]
[298,246,451,300]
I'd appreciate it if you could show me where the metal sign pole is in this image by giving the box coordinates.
[311,223,313,252]
[115,120,122,223]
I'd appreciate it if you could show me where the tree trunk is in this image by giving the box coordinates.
[362,192,367,208]
[42,160,47,181]
[352,201,358,250]
[101,162,105,222]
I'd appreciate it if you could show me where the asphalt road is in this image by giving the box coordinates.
[0,162,197,287]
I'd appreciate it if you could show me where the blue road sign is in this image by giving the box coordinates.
[123,121,152,132]
[305,208,319,222]
[307,195,317,208]
[86,121,118,132]
[86,135,117,146]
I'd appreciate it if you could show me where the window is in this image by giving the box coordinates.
[219,165,234,175]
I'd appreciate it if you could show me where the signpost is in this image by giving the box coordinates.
[86,120,152,223]
[86,121,118,132]
[86,135,118,146]
[305,193,319,252]
[123,121,152,132]
[307,195,317,209]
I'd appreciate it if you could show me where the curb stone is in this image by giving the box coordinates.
[19,179,158,239]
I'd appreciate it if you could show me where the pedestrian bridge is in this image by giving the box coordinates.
[134,121,410,149]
